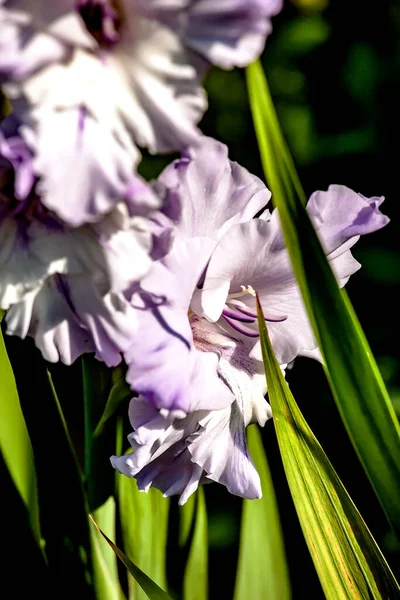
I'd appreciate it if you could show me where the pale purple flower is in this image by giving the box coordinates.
[124,137,271,415]
[139,0,284,69]
[111,137,389,502]
[0,117,170,365]
[0,0,282,225]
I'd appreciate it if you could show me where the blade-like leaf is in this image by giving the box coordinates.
[91,497,126,600]
[93,375,131,439]
[179,492,196,548]
[246,60,400,533]
[182,488,208,600]
[82,356,125,599]
[90,516,173,600]
[256,295,400,599]
[0,326,39,540]
[82,356,115,508]
[4,336,95,599]
[234,426,291,600]
[118,474,169,600]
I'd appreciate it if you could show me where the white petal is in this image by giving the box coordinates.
[189,405,262,499]
[112,15,206,152]
[23,108,140,226]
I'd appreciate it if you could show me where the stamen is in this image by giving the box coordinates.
[222,308,256,323]
[222,284,289,337]
[263,313,288,323]
[229,300,258,319]
[222,315,260,337]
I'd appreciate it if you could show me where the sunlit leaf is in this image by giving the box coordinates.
[90,516,173,600]
[82,357,124,599]
[234,426,291,600]
[4,336,96,598]
[256,295,400,599]
[82,357,115,507]
[182,488,208,600]
[91,497,125,600]
[118,475,169,600]
[93,375,131,439]
[0,327,39,540]
[246,60,400,533]
[179,492,196,548]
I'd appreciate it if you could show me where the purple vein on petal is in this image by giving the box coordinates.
[77,105,86,149]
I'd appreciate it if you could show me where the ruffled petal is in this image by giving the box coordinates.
[2,5,206,211]
[22,107,144,226]
[0,170,159,365]
[307,185,390,255]
[134,0,282,69]
[3,265,141,367]
[0,1,94,81]
[111,395,205,504]
[112,14,206,152]
[5,279,95,365]
[132,443,204,505]
[188,407,262,499]
[199,218,287,324]
[155,137,271,241]
[111,367,271,502]
[184,0,283,69]
[199,186,389,364]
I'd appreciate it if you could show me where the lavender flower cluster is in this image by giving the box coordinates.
[0,0,389,502]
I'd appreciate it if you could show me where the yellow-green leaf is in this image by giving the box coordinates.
[90,516,172,600]
[234,426,291,600]
[118,475,169,600]
[256,295,400,599]
[0,328,39,540]
[91,497,125,600]
[246,60,400,533]
[182,488,208,600]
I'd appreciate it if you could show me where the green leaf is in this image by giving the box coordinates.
[4,336,95,599]
[179,492,196,548]
[118,474,169,600]
[256,295,400,599]
[0,327,39,540]
[234,426,291,600]
[82,357,124,599]
[91,497,126,600]
[182,488,208,600]
[82,358,130,508]
[246,60,400,533]
[90,515,173,600]
[93,376,132,439]
[82,356,115,507]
